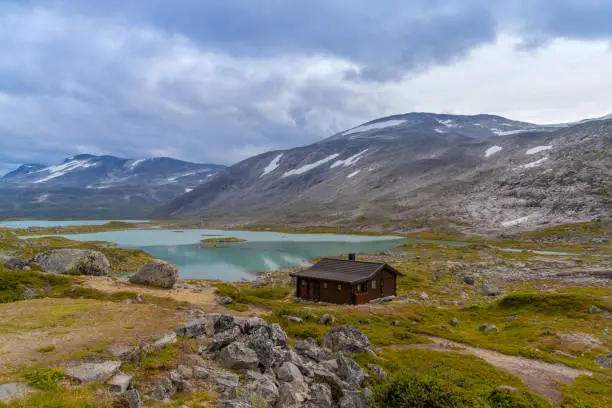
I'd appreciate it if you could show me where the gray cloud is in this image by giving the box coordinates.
[0,1,611,174]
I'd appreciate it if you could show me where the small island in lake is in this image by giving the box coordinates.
[200,237,247,248]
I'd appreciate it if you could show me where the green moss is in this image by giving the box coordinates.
[36,345,56,353]
[561,375,612,408]
[214,283,290,306]
[0,268,72,303]
[364,348,549,407]
[23,367,65,391]
[497,293,608,315]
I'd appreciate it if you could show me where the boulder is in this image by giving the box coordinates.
[177,365,193,379]
[63,360,121,383]
[295,339,334,362]
[479,324,499,333]
[481,284,501,296]
[129,259,178,288]
[449,318,459,327]
[106,372,132,393]
[0,383,33,402]
[319,314,337,326]
[32,249,110,275]
[215,373,240,390]
[214,314,237,333]
[144,331,177,352]
[208,326,242,352]
[0,255,29,270]
[419,292,429,301]
[246,326,283,371]
[278,379,309,408]
[124,389,142,408]
[248,376,279,406]
[151,377,175,400]
[339,390,371,408]
[219,342,260,370]
[337,355,365,389]
[313,369,345,401]
[176,319,209,338]
[270,323,289,347]
[287,316,303,323]
[462,275,476,285]
[589,305,605,314]
[193,366,209,379]
[235,317,269,335]
[216,296,233,305]
[309,383,334,408]
[595,354,612,368]
[366,364,387,379]
[276,361,304,383]
[322,326,373,354]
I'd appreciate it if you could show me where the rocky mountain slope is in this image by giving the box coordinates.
[0,155,224,218]
[162,113,611,232]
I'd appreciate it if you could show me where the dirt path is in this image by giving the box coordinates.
[390,335,595,401]
[83,277,270,316]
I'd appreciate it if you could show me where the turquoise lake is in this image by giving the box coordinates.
[38,228,408,281]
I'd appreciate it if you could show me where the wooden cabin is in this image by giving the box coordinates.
[292,255,402,305]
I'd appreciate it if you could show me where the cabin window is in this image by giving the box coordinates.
[337,284,342,291]
[356,283,362,292]
[323,282,327,289]
[371,279,377,289]
[301,280,307,286]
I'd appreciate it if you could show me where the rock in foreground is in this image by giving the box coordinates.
[322,325,374,354]
[129,259,178,288]
[32,249,110,275]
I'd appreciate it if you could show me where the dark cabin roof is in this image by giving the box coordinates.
[293,258,402,284]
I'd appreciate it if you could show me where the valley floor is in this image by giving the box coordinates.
[0,221,610,407]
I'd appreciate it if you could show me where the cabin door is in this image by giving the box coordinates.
[299,279,309,298]
[310,281,320,301]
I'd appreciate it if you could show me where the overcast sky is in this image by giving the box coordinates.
[1,0,611,174]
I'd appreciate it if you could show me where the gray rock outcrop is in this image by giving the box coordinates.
[195,314,372,407]
[32,249,110,275]
[322,326,373,354]
[63,360,121,383]
[129,259,178,288]
[481,284,501,296]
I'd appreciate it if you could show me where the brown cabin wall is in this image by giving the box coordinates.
[381,268,396,297]
[297,277,352,304]
[319,279,353,304]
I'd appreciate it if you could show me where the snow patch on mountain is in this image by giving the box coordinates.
[282,154,340,177]
[491,129,531,136]
[33,159,97,184]
[485,146,503,158]
[526,145,552,155]
[261,153,284,178]
[127,159,146,170]
[347,170,361,179]
[436,119,458,128]
[434,128,446,133]
[343,119,405,136]
[501,215,532,227]
[330,149,368,168]
[521,157,549,168]
[185,188,193,193]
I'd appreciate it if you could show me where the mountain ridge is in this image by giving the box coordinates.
[0,154,225,219]
[160,112,611,232]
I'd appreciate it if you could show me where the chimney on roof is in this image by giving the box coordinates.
[348,253,356,261]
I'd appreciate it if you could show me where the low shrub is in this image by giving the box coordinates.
[23,367,65,391]
[371,371,479,408]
